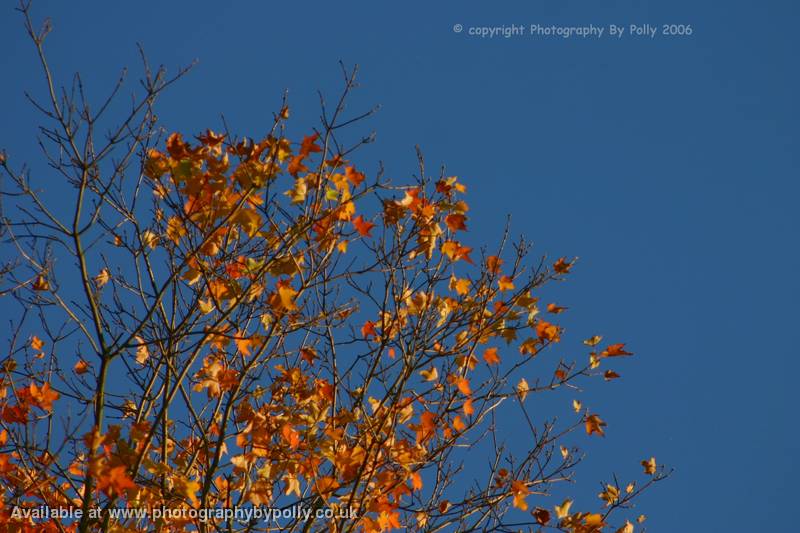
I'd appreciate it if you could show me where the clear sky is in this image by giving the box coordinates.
[2,1,798,531]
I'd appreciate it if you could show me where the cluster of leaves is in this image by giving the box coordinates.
[0,5,667,532]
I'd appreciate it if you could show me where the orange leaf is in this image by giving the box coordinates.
[345,166,365,187]
[546,302,567,314]
[483,347,501,365]
[353,215,375,237]
[30,336,45,351]
[553,257,575,274]
[463,398,475,416]
[361,320,378,339]
[585,414,607,437]
[74,360,90,375]
[602,343,633,357]
[444,213,467,232]
[498,275,514,291]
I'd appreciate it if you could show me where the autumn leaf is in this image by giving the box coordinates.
[483,347,501,365]
[94,268,111,288]
[97,466,136,497]
[498,275,515,291]
[463,398,475,416]
[616,521,635,533]
[604,370,621,381]
[517,378,530,401]
[583,335,603,346]
[536,319,560,342]
[572,399,582,413]
[30,336,45,351]
[419,367,439,382]
[510,480,530,510]
[598,484,620,506]
[547,302,567,314]
[453,376,471,395]
[32,274,50,291]
[554,499,573,519]
[533,507,551,525]
[361,320,378,339]
[602,343,634,357]
[353,215,375,237]
[450,276,471,295]
[553,256,575,274]
[141,230,158,249]
[26,383,59,411]
[345,166,365,187]
[134,336,149,365]
[585,413,607,437]
[486,255,503,274]
[74,359,90,375]
[445,213,467,232]
[441,241,474,264]
[642,456,657,475]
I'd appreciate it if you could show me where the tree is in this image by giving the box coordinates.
[0,4,667,532]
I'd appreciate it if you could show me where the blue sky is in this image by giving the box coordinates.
[2,0,799,530]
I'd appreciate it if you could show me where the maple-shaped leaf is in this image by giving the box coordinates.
[419,367,439,382]
[345,166,365,187]
[585,413,607,436]
[553,257,575,274]
[361,320,378,339]
[445,213,467,232]
[641,456,657,475]
[483,347,501,365]
[602,343,633,357]
[441,241,474,264]
[486,255,503,274]
[353,215,375,237]
[554,499,573,519]
[26,383,59,411]
[32,274,50,291]
[97,466,136,497]
[510,480,530,510]
[498,275,515,291]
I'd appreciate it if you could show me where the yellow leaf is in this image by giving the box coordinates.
[572,399,582,413]
[583,335,603,346]
[641,456,657,475]
[498,275,514,291]
[598,484,620,506]
[134,336,149,365]
[616,520,634,533]
[554,499,573,519]
[419,367,439,382]
[141,230,158,249]
[198,298,214,314]
[94,268,111,288]
[517,378,530,402]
